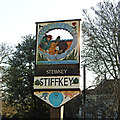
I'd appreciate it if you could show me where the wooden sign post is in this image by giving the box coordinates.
[34,19,82,119]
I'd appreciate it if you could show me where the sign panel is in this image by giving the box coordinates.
[34,19,81,108]
[35,64,79,76]
[34,91,82,108]
[34,76,80,89]
[35,19,81,76]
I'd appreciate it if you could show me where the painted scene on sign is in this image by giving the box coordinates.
[36,21,80,64]
[38,34,72,55]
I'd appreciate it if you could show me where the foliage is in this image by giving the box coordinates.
[2,101,17,118]
[2,34,49,119]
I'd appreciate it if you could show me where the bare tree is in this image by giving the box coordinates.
[0,43,12,99]
[0,42,12,65]
[81,0,120,119]
[82,0,120,81]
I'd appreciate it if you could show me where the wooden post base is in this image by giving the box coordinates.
[50,107,60,120]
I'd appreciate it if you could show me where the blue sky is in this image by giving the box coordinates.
[0,0,104,45]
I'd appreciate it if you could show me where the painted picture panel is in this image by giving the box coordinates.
[36,19,80,66]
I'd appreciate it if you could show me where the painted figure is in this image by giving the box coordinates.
[40,93,49,100]
[49,42,58,55]
[64,91,77,99]
[55,36,68,54]
[39,35,52,52]
[39,35,70,55]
